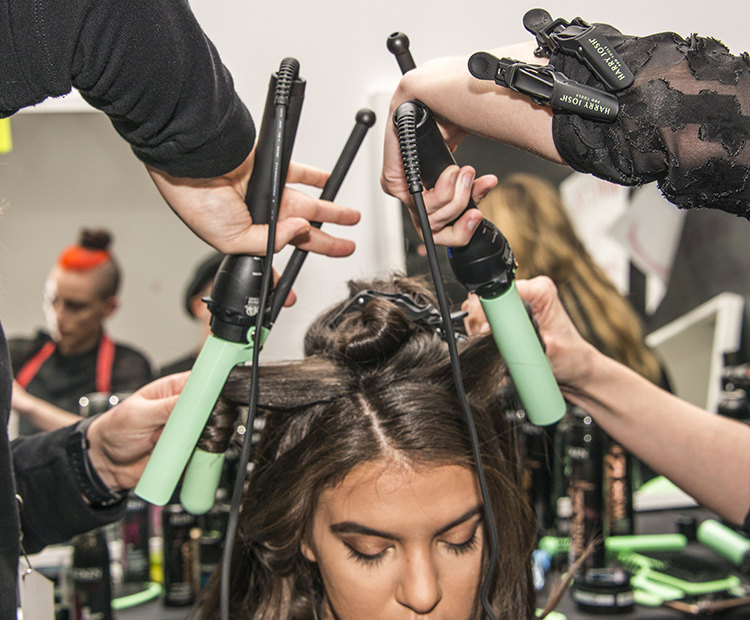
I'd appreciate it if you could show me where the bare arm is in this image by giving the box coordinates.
[515,276,750,525]
[11,380,82,432]
[382,40,563,208]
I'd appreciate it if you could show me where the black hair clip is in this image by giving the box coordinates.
[330,290,467,339]
[522,8,633,92]
[468,52,619,122]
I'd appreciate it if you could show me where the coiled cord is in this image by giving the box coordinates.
[394,103,500,620]
[220,58,300,620]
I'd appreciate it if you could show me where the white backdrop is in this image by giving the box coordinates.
[0,0,745,368]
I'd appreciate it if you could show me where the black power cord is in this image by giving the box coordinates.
[394,102,500,620]
[219,57,300,620]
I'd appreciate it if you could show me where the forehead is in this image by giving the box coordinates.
[315,461,481,534]
[47,266,104,301]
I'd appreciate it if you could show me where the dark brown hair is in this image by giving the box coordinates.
[198,275,536,620]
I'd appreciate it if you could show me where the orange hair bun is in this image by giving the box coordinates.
[57,229,112,271]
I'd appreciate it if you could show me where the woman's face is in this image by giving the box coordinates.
[301,461,484,620]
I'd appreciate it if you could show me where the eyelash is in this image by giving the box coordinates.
[444,531,480,556]
[344,530,480,567]
[345,543,387,567]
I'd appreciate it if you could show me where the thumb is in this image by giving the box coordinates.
[274,218,312,252]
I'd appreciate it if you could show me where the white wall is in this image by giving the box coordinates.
[0,0,745,368]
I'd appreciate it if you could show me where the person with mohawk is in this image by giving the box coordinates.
[9,228,153,434]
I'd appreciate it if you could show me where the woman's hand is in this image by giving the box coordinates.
[381,41,561,205]
[86,372,190,492]
[515,276,598,393]
[403,164,496,248]
[147,151,361,257]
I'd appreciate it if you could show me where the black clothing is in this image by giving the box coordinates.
[0,0,255,616]
[10,331,154,433]
[159,352,199,378]
[1,332,128,620]
[549,26,750,216]
[0,0,255,179]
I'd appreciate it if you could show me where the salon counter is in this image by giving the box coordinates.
[546,506,750,619]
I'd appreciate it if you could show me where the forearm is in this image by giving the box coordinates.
[565,351,750,524]
[2,0,254,178]
[392,41,562,163]
[13,394,81,432]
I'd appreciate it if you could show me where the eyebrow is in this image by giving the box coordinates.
[329,505,484,541]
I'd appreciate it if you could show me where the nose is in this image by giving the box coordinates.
[52,300,66,324]
[395,549,442,615]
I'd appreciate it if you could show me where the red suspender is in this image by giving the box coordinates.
[16,341,56,388]
[15,335,115,394]
[96,335,115,395]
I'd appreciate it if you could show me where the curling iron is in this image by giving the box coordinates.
[136,77,375,515]
[269,108,376,324]
[135,60,305,511]
[388,33,565,426]
[177,108,376,515]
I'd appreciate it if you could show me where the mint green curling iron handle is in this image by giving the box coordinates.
[179,327,270,514]
[134,333,256,506]
[180,447,227,515]
[480,282,565,426]
[697,519,750,572]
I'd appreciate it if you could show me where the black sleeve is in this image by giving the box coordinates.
[548,26,750,217]
[11,425,125,554]
[0,0,255,178]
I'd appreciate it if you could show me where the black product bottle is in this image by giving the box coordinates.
[603,438,634,536]
[71,529,112,620]
[565,406,605,575]
[162,489,200,606]
[518,418,556,533]
[197,494,231,591]
[121,492,151,584]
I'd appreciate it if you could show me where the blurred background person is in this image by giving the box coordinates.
[159,252,223,377]
[9,228,154,433]
[467,173,666,387]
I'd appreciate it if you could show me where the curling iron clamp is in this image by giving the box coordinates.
[522,8,634,92]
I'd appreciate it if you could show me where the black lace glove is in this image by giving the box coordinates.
[548,26,750,217]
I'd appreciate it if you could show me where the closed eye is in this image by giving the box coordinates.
[344,541,389,567]
[443,529,480,555]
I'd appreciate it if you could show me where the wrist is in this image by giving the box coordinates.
[66,415,125,508]
[85,414,122,491]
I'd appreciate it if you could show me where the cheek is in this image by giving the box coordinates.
[315,554,395,620]
[441,556,483,616]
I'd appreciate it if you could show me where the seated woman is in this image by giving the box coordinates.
[197,274,542,620]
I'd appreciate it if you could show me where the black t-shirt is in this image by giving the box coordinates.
[9,331,154,432]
